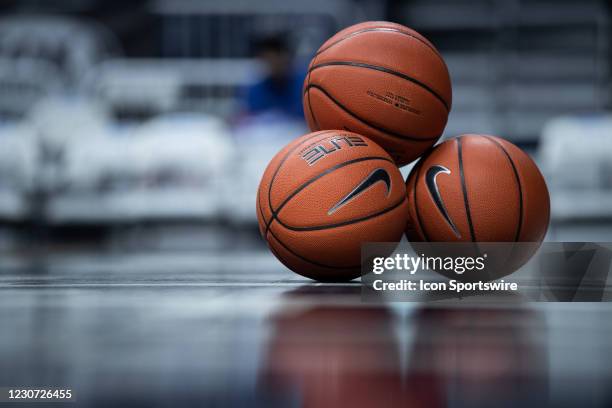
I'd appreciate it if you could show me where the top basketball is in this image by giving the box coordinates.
[303,21,452,166]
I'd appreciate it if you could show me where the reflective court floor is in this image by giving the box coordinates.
[1,248,612,408]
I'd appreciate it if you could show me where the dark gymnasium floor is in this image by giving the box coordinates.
[1,233,612,408]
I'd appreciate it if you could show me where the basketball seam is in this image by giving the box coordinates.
[484,136,524,242]
[258,192,272,237]
[457,137,476,242]
[304,84,442,142]
[262,192,360,271]
[266,130,337,224]
[274,195,406,232]
[267,228,360,270]
[412,160,430,241]
[265,156,395,234]
[265,131,330,224]
[256,188,265,238]
[306,57,320,129]
[309,61,450,111]
[314,26,445,66]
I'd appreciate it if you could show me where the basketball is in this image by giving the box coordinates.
[406,134,550,243]
[405,134,550,281]
[257,130,409,281]
[303,21,452,167]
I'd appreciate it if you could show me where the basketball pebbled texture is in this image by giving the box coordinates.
[406,134,550,243]
[257,130,409,282]
[303,21,452,167]
[405,134,550,281]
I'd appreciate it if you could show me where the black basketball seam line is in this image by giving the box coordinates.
[256,187,265,239]
[264,131,337,236]
[314,27,445,66]
[265,156,395,235]
[258,191,271,237]
[304,84,442,143]
[457,137,476,242]
[274,195,407,232]
[267,228,360,270]
[266,240,285,268]
[261,188,361,272]
[306,55,321,130]
[308,61,450,112]
[270,155,394,219]
[306,88,320,130]
[484,136,524,242]
[412,160,430,241]
[266,130,337,224]
[266,131,332,222]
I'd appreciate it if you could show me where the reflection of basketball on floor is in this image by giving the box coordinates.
[406,134,550,280]
[262,297,444,408]
[257,130,408,282]
[408,307,547,405]
[303,21,452,166]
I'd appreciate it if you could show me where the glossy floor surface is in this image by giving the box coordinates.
[1,247,612,408]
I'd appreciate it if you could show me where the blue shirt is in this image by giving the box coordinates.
[245,70,305,120]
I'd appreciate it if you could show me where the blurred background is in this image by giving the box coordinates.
[0,0,611,253]
[1,2,612,406]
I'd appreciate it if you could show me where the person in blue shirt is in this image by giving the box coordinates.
[243,35,305,120]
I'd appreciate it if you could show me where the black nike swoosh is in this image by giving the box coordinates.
[328,168,391,215]
[426,165,461,238]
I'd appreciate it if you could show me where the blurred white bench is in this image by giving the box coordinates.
[539,115,612,240]
[47,112,235,224]
[84,58,259,119]
[223,115,308,225]
[0,16,119,80]
[0,16,120,119]
[0,124,36,221]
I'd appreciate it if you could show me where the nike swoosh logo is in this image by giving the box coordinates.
[426,165,461,238]
[328,168,391,215]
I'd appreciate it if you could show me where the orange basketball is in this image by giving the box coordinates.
[405,134,550,281]
[257,130,409,282]
[303,21,452,167]
[406,134,550,243]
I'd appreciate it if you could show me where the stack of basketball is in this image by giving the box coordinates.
[256,21,550,282]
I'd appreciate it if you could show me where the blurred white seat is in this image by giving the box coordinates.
[226,115,307,224]
[0,58,62,118]
[0,124,36,220]
[0,16,120,84]
[539,115,612,226]
[0,16,120,119]
[26,96,112,194]
[49,113,235,224]
[28,96,112,144]
[84,58,258,118]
